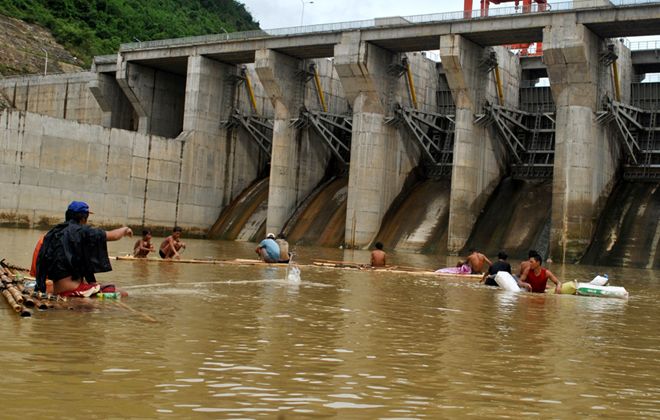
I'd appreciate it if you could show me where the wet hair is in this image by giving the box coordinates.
[497,251,508,260]
[528,249,539,258]
[66,211,88,223]
[468,248,477,253]
[173,226,182,233]
[277,233,286,239]
[142,229,151,236]
[375,242,384,250]
[531,254,543,264]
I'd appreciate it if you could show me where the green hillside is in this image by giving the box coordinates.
[0,0,259,64]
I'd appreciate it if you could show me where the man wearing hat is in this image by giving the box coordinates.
[35,201,133,297]
[255,232,281,263]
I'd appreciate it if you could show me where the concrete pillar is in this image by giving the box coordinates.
[256,48,325,235]
[116,57,185,138]
[440,35,519,253]
[544,20,623,262]
[88,72,134,130]
[254,49,302,234]
[334,32,421,248]
[182,55,233,134]
[173,55,263,230]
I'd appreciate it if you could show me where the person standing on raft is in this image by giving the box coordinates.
[517,253,562,293]
[35,201,133,297]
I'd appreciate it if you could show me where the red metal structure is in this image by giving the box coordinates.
[463,0,547,56]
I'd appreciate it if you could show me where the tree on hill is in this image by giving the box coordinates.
[0,0,259,64]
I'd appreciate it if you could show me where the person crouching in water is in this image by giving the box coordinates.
[159,226,186,259]
[134,229,155,258]
[371,242,387,268]
[35,201,133,297]
[517,253,562,293]
[275,233,291,263]
[256,233,280,263]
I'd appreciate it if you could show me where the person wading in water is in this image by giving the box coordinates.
[517,253,562,294]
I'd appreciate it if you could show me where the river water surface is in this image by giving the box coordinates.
[1,227,659,418]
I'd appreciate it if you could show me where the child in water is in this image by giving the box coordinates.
[133,230,155,258]
[371,242,387,268]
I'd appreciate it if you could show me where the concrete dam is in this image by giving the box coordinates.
[1,0,659,268]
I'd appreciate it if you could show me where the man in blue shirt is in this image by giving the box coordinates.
[255,233,281,263]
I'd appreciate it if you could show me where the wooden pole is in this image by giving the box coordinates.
[114,301,158,323]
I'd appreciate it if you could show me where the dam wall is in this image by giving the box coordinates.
[0,1,658,266]
[0,109,184,230]
[0,72,105,125]
[0,54,352,235]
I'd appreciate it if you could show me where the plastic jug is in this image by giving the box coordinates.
[590,275,609,286]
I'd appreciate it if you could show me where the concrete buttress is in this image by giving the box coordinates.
[172,55,264,230]
[334,32,420,248]
[544,20,626,262]
[440,35,517,253]
[116,57,185,138]
[89,72,134,130]
[254,49,309,234]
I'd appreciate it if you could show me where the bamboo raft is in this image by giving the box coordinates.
[0,260,72,317]
[0,259,157,322]
[111,255,483,280]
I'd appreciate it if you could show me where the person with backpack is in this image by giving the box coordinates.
[35,201,133,297]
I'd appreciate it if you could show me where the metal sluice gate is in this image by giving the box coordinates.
[601,99,660,181]
[480,103,556,179]
[290,110,353,166]
[387,105,455,179]
[222,109,274,158]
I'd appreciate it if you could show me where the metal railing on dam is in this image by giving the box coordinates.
[119,0,660,52]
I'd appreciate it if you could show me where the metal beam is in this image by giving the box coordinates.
[222,109,273,158]
[292,110,352,165]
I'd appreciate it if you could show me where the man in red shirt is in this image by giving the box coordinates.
[517,254,562,293]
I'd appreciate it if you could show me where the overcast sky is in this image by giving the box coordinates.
[241,0,460,29]
[240,0,657,43]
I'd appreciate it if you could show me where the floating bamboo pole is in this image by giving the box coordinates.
[114,301,157,323]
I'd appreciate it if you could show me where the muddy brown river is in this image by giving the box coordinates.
[1,227,659,418]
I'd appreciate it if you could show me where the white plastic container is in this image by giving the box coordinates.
[589,275,609,286]
[494,271,521,292]
[576,282,628,299]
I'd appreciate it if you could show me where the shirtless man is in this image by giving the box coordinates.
[276,233,291,263]
[159,226,186,259]
[133,229,155,258]
[460,249,492,274]
[371,242,387,268]
[517,253,562,293]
